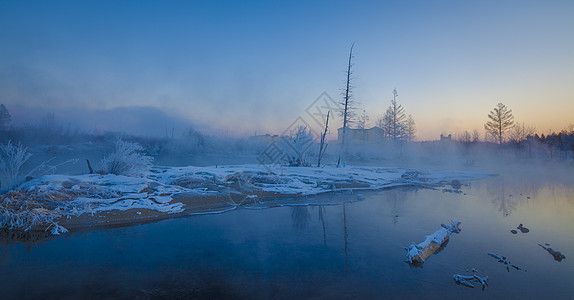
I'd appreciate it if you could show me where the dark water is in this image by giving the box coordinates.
[1,172,573,299]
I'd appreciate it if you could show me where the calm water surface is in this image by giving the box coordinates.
[1,171,573,299]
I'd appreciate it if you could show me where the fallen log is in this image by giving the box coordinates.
[405,220,461,264]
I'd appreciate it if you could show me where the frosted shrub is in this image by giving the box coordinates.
[285,125,314,166]
[99,139,153,177]
[0,141,32,192]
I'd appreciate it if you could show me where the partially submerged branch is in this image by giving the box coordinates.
[488,252,524,271]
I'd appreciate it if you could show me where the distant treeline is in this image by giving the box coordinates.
[1,110,573,165]
[446,130,573,162]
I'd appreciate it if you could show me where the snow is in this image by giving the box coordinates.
[18,173,185,215]
[6,164,493,234]
[151,164,492,196]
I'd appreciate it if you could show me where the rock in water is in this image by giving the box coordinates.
[510,230,518,234]
[538,244,566,262]
[517,223,530,233]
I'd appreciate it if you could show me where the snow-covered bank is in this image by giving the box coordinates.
[1,164,494,234]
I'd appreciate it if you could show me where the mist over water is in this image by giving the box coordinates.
[1,168,572,299]
[1,1,574,298]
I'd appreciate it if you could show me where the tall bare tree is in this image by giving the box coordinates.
[338,43,355,166]
[484,102,514,145]
[317,111,330,167]
[340,43,355,142]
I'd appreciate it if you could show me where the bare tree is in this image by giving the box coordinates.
[338,43,356,166]
[0,104,11,131]
[42,112,57,133]
[317,111,330,167]
[357,109,369,129]
[456,131,472,144]
[340,43,355,137]
[288,125,313,166]
[357,109,369,144]
[183,127,206,148]
[509,122,535,156]
[485,102,514,145]
[472,129,480,143]
[509,122,535,144]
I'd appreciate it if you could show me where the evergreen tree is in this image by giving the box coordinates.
[484,102,514,145]
[378,89,407,141]
[405,114,416,141]
[357,109,369,129]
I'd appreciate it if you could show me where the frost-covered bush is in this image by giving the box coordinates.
[284,125,314,166]
[99,139,153,177]
[0,141,32,192]
[0,189,75,235]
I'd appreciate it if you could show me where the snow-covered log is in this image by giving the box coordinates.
[405,220,461,264]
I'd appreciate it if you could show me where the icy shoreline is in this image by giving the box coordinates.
[2,164,494,234]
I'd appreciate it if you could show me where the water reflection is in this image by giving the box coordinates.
[486,170,574,217]
[343,204,349,273]
[0,228,52,248]
[1,171,573,298]
[386,189,406,226]
[318,206,327,246]
[489,181,517,216]
[290,206,310,232]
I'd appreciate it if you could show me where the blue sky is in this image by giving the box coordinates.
[1,0,573,139]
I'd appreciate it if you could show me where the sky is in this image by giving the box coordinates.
[1,0,573,140]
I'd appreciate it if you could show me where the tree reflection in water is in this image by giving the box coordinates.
[0,228,53,255]
[318,206,327,246]
[488,178,518,217]
[343,203,349,273]
[290,206,310,232]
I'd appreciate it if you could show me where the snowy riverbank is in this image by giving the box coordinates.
[2,164,494,234]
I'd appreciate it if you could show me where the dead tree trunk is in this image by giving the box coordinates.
[317,111,330,167]
[338,43,354,167]
[86,159,94,174]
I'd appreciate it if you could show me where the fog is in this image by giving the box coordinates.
[8,104,200,137]
[1,104,572,179]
